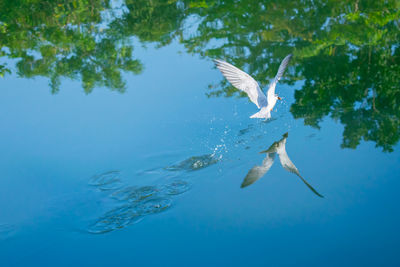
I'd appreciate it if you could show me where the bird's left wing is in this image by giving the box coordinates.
[266,54,292,98]
[214,59,267,108]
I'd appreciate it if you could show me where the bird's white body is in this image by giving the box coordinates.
[249,99,277,119]
[214,54,292,119]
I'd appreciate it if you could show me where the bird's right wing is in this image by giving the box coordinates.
[241,152,276,188]
[214,59,267,108]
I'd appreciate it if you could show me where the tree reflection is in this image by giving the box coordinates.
[0,0,399,151]
[0,0,143,93]
[291,45,400,152]
[180,0,400,152]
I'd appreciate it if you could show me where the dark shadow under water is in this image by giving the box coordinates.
[87,152,221,234]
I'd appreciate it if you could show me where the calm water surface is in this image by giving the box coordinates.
[1,1,399,266]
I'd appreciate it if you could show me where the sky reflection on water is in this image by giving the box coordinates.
[0,1,400,266]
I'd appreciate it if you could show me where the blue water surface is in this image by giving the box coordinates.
[1,41,400,266]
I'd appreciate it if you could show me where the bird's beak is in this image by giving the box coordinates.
[277,96,282,100]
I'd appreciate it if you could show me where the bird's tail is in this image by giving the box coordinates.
[250,108,271,119]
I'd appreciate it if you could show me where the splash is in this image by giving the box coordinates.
[165,153,220,171]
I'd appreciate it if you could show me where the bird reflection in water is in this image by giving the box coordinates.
[241,133,323,198]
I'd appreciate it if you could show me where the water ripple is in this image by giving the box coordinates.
[88,173,190,234]
[111,186,160,202]
[89,171,123,191]
[87,205,142,234]
[134,197,172,215]
[87,197,173,234]
[87,150,220,234]
[165,154,220,171]
[0,223,16,240]
[161,180,191,195]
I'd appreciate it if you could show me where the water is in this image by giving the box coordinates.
[1,1,400,266]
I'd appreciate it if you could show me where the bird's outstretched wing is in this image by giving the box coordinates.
[214,59,267,108]
[241,152,276,188]
[267,54,293,98]
[277,140,324,198]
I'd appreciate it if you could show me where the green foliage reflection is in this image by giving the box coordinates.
[0,0,143,93]
[0,0,399,151]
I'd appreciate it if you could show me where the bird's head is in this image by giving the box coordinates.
[275,94,282,101]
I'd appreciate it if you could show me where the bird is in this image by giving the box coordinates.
[241,132,324,198]
[214,54,292,119]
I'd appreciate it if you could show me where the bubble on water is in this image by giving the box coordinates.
[212,143,227,156]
